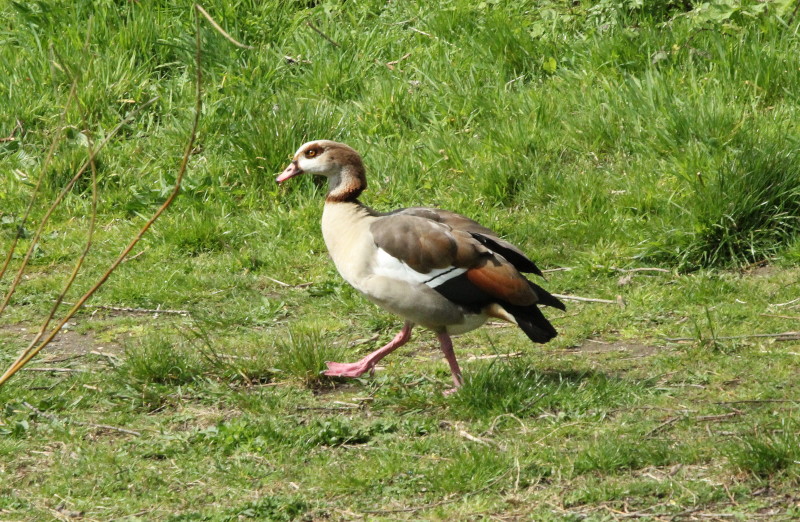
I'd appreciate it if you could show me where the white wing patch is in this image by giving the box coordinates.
[373,248,466,288]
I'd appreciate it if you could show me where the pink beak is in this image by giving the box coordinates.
[276,161,302,183]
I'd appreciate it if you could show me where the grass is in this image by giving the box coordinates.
[1,0,800,519]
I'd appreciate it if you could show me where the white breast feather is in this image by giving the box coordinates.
[373,248,466,288]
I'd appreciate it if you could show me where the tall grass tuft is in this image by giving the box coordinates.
[573,437,677,475]
[643,130,800,269]
[117,333,204,386]
[274,328,345,386]
[727,422,800,480]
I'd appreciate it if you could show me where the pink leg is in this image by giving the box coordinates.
[437,331,463,391]
[324,321,413,378]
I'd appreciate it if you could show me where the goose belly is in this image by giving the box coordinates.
[445,312,488,335]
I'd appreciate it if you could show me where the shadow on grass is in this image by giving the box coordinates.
[447,359,657,419]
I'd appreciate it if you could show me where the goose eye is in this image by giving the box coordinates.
[305,149,317,158]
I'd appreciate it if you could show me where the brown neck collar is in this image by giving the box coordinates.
[325,164,367,203]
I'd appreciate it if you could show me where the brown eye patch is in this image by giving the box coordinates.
[304,147,322,158]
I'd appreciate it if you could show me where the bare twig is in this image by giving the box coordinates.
[770,298,800,307]
[27,88,101,351]
[283,55,311,65]
[385,52,411,70]
[264,276,291,287]
[612,267,671,274]
[306,20,340,47]
[60,302,190,316]
[347,333,380,348]
[21,367,86,373]
[296,406,359,412]
[664,331,800,342]
[0,89,77,285]
[760,313,800,320]
[0,119,23,142]
[121,249,147,263]
[92,305,190,315]
[2,25,96,334]
[408,27,434,38]
[714,399,798,406]
[458,429,493,446]
[645,416,680,437]
[466,352,523,361]
[22,401,141,436]
[264,275,312,288]
[552,293,624,306]
[542,267,573,273]
[0,96,158,317]
[695,411,742,422]
[195,4,254,49]
[0,7,205,387]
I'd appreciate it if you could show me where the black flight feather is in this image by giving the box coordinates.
[469,233,544,277]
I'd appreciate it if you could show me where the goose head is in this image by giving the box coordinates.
[277,140,367,201]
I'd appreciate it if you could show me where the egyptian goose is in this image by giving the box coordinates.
[277,140,565,391]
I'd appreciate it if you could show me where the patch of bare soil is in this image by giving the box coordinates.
[0,323,123,360]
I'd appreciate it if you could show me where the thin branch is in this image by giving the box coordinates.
[0,87,77,285]
[552,293,624,306]
[0,26,97,292]
[714,399,798,406]
[645,416,680,437]
[612,267,670,274]
[121,248,147,263]
[306,20,340,47]
[760,313,800,321]
[770,297,800,307]
[87,304,190,315]
[406,26,456,47]
[264,275,291,287]
[663,331,800,342]
[0,7,204,387]
[27,97,100,351]
[695,411,742,422]
[22,401,141,436]
[346,333,380,348]
[0,96,158,317]
[384,52,411,70]
[296,405,359,412]
[408,27,434,38]
[0,119,23,142]
[195,4,254,49]
[466,352,523,361]
[58,301,190,315]
[21,367,86,373]
[264,275,312,288]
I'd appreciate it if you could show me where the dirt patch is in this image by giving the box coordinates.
[740,263,780,277]
[0,323,122,359]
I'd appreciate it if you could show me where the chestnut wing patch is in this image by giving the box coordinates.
[466,260,537,306]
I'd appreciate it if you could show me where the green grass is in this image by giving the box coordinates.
[2,0,800,519]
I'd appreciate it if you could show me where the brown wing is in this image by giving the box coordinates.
[369,213,540,307]
[389,207,543,276]
[369,214,483,273]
